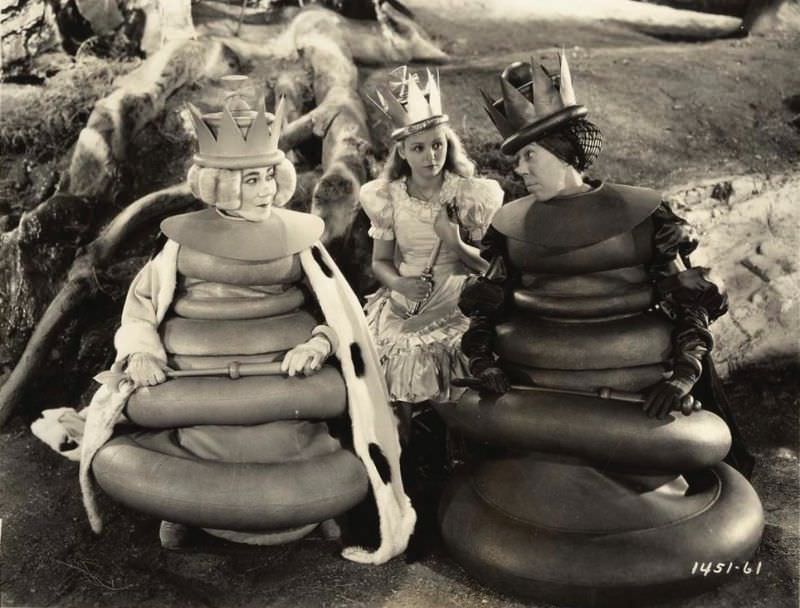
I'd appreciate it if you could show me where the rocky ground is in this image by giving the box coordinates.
[1,1,799,607]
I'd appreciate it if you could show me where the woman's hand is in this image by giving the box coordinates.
[127,353,168,388]
[393,276,433,301]
[281,335,331,377]
[477,366,510,394]
[433,205,459,249]
[643,377,700,418]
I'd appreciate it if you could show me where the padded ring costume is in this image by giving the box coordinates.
[126,366,346,428]
[160,310,317,356]
[92,436,369,530]
[495,310,673,370]
[521,266,651,295]
[173,287,306,320]
[506,220,653,274]
[513,283,654,318]
[177,247,302,285]
[439,462,763,605]
[472,458,714,532]
[438,388,731,471]
[503,361,670,392]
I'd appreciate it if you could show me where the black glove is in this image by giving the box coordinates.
[477,366,510,395]
[643,377,701,419]
[459,275,506,317]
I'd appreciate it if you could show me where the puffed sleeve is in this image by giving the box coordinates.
[359,178,395,240]
[113,259,168,364]
[649,201,728,324]
[648,201,728,388]
[455,177,504,242]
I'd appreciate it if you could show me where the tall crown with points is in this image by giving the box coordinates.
[188,75,286,169]
[371,66,449,140]
[482,52,588,155]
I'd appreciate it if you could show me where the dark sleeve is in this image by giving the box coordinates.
[649,202,729,386]
[459,226,514,376]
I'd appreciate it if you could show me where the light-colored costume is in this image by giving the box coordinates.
[34,212,415,564]
[32,80,415,565]
[361,170,502,403]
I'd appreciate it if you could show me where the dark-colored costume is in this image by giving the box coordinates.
[435,180,763,604]
[461,181,754,475]
[434,55,763,603]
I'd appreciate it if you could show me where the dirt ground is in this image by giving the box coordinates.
[1,2,799,607]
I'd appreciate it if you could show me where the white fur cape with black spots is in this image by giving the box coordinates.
[32,239,416,565]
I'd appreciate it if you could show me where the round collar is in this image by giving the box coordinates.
[161,206,324,261]
[492,180,662,249]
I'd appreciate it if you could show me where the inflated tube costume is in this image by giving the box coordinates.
[436,55,764,604]
[32,76,415,564]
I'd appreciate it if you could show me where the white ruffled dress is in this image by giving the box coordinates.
[360,171,503,403]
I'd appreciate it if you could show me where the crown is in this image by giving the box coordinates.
[481,52,589,155]
[187,75,286,169]
[371,66,449,140]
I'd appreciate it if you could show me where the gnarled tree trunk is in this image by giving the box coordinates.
[0,5,448,427]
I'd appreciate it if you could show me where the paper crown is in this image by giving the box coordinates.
[187,75,286,169]
[482,53,589,155]
[371,66,449,140]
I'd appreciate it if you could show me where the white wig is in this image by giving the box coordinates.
[187,158,297,209]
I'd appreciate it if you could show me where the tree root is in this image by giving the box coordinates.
[0,184,196,427]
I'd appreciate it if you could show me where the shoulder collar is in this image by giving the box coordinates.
[160,207,324,261]
[491,181,662,249]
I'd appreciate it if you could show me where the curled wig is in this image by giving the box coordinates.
[187,158,298,209]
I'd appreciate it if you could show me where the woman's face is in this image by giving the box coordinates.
[400,125,448,179]
[514,143,570,201]
[234,166,278,222]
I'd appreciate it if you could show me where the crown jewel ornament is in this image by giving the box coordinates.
[482,52,589,155]
[371,66,449,140]
[187,75,286,169]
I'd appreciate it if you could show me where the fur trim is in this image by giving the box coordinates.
[47,239,414,561]
[79,379,136,533]
[300,244,415,564]
[30,407,86,462]
[82,242,180,532]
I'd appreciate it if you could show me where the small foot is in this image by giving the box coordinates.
[159,521,189,550]
[320,518,342,541]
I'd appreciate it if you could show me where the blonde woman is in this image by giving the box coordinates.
[362,68,503,438]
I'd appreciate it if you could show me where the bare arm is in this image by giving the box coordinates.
[372,239,403,291]
[372,238,431,301]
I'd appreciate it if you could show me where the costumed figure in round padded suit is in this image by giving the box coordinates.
[361,67,503,436]
[31,76,415,565]
[434,54,763,604]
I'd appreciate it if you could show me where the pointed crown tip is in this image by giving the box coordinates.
[483,53,580,134]
[374,65,447,135]
[188,94,285,169]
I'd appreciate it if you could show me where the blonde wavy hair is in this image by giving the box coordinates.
[381,125,475,181]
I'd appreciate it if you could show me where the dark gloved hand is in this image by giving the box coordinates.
[459,275,505,317]
[477,366,510,395]
[643,377,700,419]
